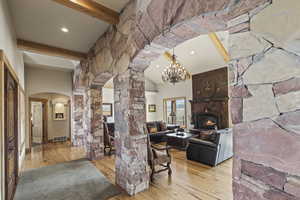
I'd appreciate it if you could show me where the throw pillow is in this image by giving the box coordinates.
[150,127,157,133]
[160,122,167,131]
[209,132,218,142]
[199,130,215,140]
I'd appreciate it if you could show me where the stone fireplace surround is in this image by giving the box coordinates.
[72,0,300,199]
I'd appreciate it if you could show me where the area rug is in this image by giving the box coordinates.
[14,159,121,200]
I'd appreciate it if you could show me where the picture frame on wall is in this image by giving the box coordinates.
[148,104,156,112]
[53,103,67,120]
[103,103,113,116]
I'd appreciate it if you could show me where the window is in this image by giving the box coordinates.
[163,97,187,127]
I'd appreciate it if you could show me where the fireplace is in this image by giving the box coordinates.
[193,113,219,130]
[190,67,229,129]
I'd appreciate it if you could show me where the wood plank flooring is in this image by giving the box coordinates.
[22,142,233,200]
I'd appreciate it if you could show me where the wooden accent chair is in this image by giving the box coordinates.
[103,122,115,155]
[144,125,172,181]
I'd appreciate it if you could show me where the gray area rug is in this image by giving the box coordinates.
[15,159,121,200]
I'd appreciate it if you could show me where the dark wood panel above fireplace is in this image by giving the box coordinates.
[190,67,229,129]
[192,67,228,100]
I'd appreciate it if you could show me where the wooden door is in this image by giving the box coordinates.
[4,67,18,200]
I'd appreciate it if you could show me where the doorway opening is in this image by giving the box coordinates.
[29,98,47,147]
[28,93,71,151]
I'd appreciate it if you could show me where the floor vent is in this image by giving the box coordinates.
[52,136,68,143]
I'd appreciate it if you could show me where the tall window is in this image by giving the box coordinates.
[163,97,187,127]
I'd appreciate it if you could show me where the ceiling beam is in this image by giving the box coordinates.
[17,39,87,61]
[52,0,119,24]
[208,33,230,63]
[163,52,173,62]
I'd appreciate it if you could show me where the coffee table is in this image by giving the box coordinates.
[166,132,197,150]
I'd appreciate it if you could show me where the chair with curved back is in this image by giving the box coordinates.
[144,125,172,181]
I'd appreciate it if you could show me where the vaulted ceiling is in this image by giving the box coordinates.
[144,31,229,85]
[8,0,228,83]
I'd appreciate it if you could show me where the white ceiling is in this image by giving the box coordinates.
[144,31,229,85]
[8,0,130,71]
[9,0,228,80]
[23,52,78,72]
[104,31,229,88]
[8,0,129,53]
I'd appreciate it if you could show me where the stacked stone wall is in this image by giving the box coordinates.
[84,85,104,160]
[71,0,300,197]
[71,94,85,146]
[229,0,300,199]
[113,69,149,195]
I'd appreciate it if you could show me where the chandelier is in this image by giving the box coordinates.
[161,51,191,84]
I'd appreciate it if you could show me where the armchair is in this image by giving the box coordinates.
[145,125,172,181]
[186,128,233,166]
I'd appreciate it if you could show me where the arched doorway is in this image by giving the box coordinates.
[72,0,300,199]
[28,92,71,150]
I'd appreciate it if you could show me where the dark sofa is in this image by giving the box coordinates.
[146,121,174,143]
[186,128,233,166]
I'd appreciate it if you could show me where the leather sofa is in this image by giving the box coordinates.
[186,128,233,166]
[146,121,174,143]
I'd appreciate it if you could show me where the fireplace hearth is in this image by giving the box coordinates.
[193,113,219,130]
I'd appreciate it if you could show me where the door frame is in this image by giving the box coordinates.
[29,98,48,150]
[4,66,19,200]
[0,50,21,200]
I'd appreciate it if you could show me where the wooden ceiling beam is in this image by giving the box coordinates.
[163,52,173,62]
[52,0,119,24]
[208,33,230,63]
[17,39,87,61]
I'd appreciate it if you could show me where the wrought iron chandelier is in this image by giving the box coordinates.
[161,50,191,85]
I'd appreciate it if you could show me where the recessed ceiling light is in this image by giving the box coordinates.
[190,50,195,55]
[61,27,69,33]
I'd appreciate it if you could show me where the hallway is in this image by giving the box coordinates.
[22,143,233,200]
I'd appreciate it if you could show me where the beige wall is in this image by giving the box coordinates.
[25,67,72,150]
[25,66,72,97]
[0,0,25,199]
[101,88,158,122]
[28,93,71,148]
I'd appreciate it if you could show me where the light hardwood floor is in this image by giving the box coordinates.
[22,142,233,200]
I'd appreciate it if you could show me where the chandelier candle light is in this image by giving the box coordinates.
[162,51,191,84]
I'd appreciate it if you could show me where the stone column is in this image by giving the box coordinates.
[71,93,86,146]
[84,85,104,160]
[113,68,149,195]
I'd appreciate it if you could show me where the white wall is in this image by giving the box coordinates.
[102,88,158,122]
[154,80,193,128]
[102,88,114,123]
[0,0,24,88]
[146,91,157,121]
[25,66,72,97]
[0,0,25,199]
